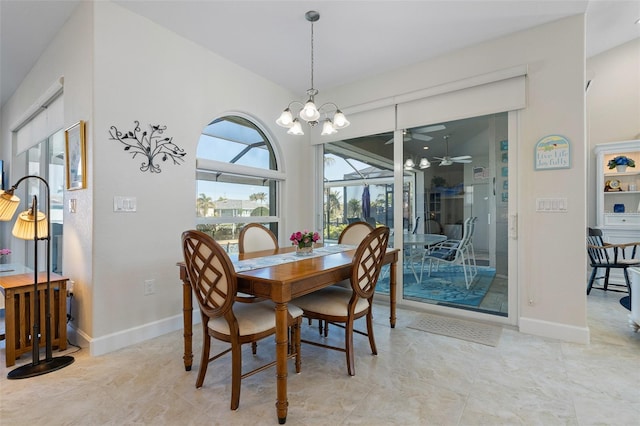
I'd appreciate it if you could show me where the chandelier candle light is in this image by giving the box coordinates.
[276,11,350,136]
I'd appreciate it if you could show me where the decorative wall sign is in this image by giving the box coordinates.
[108,121,186,173]
[534,134,570,170]
[65,120,87,190]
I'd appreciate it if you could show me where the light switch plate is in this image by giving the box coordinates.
[535,197,567,213]
[114,196,137,212]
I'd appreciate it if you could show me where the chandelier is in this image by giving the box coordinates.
[276,10,350,136]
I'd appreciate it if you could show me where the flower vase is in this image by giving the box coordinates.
[296,244,313,256]
[616,165,627,173]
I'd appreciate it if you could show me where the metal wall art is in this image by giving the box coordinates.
[109,121,186,173]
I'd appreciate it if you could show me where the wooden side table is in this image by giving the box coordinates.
[0,272,68,367]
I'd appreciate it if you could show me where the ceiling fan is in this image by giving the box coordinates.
[384,124,445,145]
[433,135,472,166]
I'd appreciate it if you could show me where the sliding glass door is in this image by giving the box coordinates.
[322,112,509,317]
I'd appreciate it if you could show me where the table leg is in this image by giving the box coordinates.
[390,261,397,328]
[182,280,193,371]
[275,302,289,424]
[5,290,16,367]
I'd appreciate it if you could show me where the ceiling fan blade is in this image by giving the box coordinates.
[384,137,393,145]
[412,133,433,142]
[451,155,472,160]
[453,159,473,163]
[439,159,453,166]
[413,124,446,133]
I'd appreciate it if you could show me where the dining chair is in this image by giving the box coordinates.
[339,221,374,245]
[315,221,375,336]
[238,223,278,254]
[587,230,640,295]
[292,226,390,376]
[181,230,302,410]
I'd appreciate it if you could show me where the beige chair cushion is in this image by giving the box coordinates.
[293,287,370,317]
[210,301,303,336]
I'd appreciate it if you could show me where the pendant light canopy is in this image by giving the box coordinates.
[276,11,350,136]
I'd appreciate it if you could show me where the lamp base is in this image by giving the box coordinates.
[7,355,74,380]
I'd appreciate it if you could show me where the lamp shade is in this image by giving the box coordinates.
[287,119,304,136]
[0,191,21,221]
[419,158,431,169]
[404,158,415,169]
[276,108,294,128]
[299,100,320,122]
[332,110,350,129]
[321,119,337,135]
[12,210,48,239]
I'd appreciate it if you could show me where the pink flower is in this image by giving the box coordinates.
[0,248,11,256]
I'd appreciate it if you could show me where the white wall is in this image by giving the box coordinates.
[1,1,311,355]
[322,15,589,342]
[586,38,640,227]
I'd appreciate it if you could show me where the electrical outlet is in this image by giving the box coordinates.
[144,279,156,295]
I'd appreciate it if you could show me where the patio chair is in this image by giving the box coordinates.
[423,216,478,289]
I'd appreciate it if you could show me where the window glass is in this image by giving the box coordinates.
[196,115,279,252]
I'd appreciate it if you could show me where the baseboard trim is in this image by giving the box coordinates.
[519,316,590,344]
[70,309,202,357]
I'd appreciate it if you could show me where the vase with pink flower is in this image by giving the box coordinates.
[0,248,11,263]
[290,230,320,256]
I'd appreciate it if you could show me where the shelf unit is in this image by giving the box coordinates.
[594,140,640,285]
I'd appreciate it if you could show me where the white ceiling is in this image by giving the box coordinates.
[1,0,639,108]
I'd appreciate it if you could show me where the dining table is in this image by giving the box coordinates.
[177,243,399,424]
[403,233,448,283]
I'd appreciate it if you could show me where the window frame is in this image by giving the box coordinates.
[195,112,283,238]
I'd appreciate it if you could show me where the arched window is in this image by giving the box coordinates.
[196,114,283,251]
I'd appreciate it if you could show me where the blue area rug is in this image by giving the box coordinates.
[377,264,496,307]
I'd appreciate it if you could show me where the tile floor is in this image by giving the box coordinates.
[1,290,639,425]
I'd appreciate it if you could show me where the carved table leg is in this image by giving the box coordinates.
[275,302,289,424]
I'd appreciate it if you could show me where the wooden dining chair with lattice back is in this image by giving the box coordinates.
[315,221,375,336]
[181,230,302,410]
[293,226,389,376]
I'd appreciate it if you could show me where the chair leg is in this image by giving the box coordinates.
[604,268,611,291]
[251,341,257,355]
[623,268,633,299]
[196,331,211,388]
[587,267,598,294]
[366,309,377,356]
[345,317,355,376]
[230,341,242,410]
[294,318,302,373]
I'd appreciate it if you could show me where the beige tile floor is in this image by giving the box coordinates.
[1,290,639,425]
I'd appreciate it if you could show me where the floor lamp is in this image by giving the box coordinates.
[0,175,74,379]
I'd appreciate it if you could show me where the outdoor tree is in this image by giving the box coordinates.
[347,198,361,218]
[197,193,214,217]
[249,192,267,204]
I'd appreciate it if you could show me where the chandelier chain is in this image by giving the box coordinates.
[310,20,314,90]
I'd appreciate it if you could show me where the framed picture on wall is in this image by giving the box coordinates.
[65,120,86,190]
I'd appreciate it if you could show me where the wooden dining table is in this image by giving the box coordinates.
[177,243,399,424]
